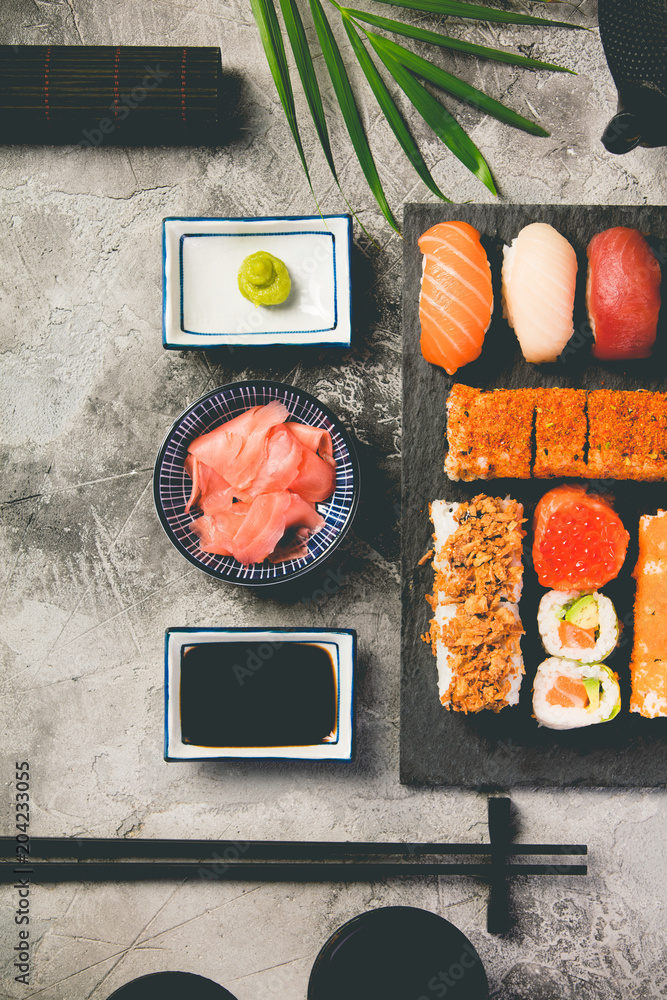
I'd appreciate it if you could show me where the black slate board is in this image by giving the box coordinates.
[400,203,667,788]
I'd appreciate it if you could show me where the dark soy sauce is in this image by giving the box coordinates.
[180,642,338,747]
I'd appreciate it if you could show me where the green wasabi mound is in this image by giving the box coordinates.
[238,251,291,306]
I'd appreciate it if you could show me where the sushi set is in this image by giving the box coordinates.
[401,202,667,788]
[5,5,667,993]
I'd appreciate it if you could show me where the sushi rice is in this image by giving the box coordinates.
[537,590,619,663]
[533,657,621,730]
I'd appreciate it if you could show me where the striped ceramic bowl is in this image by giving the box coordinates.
[153,380,359,585]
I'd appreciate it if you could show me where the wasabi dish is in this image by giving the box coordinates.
[537,590,619,663]
[533,658,621,730]
[238,250,291,306]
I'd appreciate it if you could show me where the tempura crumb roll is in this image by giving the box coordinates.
[631,510,667,718]
[533,658,621,729]
[431,599,524,713]
[427,494,525,713]
[430,495,525,604]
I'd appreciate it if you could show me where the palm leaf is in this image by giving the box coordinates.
[370,32,549,135]
[342,7,575,72]
[249,0,313,186]
[372,0,582,29]
[367,31,497,193]
[278,0,339,179]
[342,12,451,202]
[251,0,582,233]
[308,0,400,232]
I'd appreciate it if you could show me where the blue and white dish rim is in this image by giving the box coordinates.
[153,379,360,586]
[162,214,353,349]
[164,627,356,761]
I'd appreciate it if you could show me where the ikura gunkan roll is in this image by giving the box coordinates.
[533,658,621,730]
[537,591,619,663]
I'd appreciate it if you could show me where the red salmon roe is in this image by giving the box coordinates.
[533,486,629,590]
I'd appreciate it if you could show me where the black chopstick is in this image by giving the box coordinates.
[0,836,587,861]
[0,861,588,883]
[488,796,511,934]
[0,796,588,933]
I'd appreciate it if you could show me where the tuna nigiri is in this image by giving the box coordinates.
[586,227,662,359]
[502,223,578,363]
[418,221,493,375]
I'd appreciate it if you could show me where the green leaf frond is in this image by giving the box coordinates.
[248,0,581,232]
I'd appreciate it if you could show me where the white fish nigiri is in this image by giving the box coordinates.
[502,223,578,363]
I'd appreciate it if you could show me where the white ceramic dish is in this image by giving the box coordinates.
[162,215,352,349]
[164,627,355,761]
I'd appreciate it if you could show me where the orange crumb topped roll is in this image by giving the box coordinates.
[445,384,534,481]
[534,387,587,479]
[631,510,667,718]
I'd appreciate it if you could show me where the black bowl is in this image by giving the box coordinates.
[308,906,489,1000]
[107,971,237,999]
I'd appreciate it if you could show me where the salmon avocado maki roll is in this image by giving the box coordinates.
[533,658,621,730]
[537,591,619,663]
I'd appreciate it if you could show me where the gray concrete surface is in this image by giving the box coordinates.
[1,1,666,997]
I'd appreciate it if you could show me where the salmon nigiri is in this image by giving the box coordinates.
[502,223,577,363]
[418,221,493,375]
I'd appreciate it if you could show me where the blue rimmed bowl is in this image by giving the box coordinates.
[153,380,360,586]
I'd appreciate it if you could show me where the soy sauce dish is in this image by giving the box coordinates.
[164,628,355,761]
